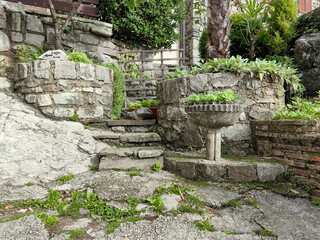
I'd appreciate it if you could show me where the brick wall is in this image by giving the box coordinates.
[253,120,320,201]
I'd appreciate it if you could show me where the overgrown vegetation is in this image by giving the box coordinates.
[186,90,239,105]
[295,7,320,35]
[152,162,162,172]
[67,52,92,63]
[16,45,43,62]
[98,0,186,49]
[56,173,75,185]
[195,217,217,232]
[272,93,320,120]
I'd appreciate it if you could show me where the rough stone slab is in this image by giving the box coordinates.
[0,3,7,29]
[80,33,99,45]
[90,26,112,37]
[189,74,208,92]
[54,107,75,118]
[209,72,239,88]
[0,185,48,201]
[111,126,125,132]
[78,63,95,81]
[0,77,12,92]
[0,215,49,240]
[107,119,156,126]
[52,93,83,105]
[25,94,37,103]
[196,161,228,181]
[227,163,258,182]
[17,62,28,79]
[54,61,76,79]
[25,33,44,48]
[176,160,197,179]
[256,162,287,182]
[26,14,43,33]
[96,65,110,83]
[11,12,21,31]
[37,94,52,107]
[119,133,161,143]
[249,107,274,120]
[161,194,181,211]
[33,60,50,79]
[0,31,10,51]
[138,149,164,158]
[77,106,104,119]
[99,157,163,171]
[11,31,22,42]
[62,218,92,231]
[99,147,163,158]
[95,132,121,140]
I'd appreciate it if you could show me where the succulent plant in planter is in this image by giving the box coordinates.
[185,90,243,161]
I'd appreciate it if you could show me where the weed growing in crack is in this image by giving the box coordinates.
[146,196,164,213]
[152,162,162,172]
[223,230,240,235]
[128,171,140,177]
[311,199,320,207]
[56,173,75,185]
[244,196,262,209]
[68,228,85,239]
[256,229,277,237]
[228,199,242,208]
[23,182,35,187]
[34,212,60,226]
[127,197,141,209]
[88,165,98,171]
[195,217,217,232]
[178,205,204,215]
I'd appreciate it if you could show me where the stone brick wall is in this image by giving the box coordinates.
[253,120,320,201]
[157,73,284,155]
[14,60,113,123]
[0,1,119,73]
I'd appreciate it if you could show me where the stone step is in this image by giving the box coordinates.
[95,132,162,147]
[164,154,287,183]
[107,120,157,133]
[99,157,163,171]
[99,146,164,159]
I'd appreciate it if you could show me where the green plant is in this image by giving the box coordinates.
[266,0,298,55]
[16,45,43,62]
[23,182,35,187]
[199,29,208,62]
[88,164,98,171]
[127,197,141,209]
[195,217,217,232]
[146,196,164,212]
[0,59,7,68]
[128,99,158,108]
[311,199,320,207]
[256,229,277,237]
[295,7,320,36]
[128,171,140,177]
[68,228,85,239]
[34,212,60,226]
[165,67,200,80]
[98,0,186,49]
[104,63,126,120]
[56,173,75,185]
[69,113,79,122]
[244,196,262,209]
[152,162,162,172]
[67,52,92,63]
[228,199,242,208]
[186,90,239,105]
[223,230,239,235]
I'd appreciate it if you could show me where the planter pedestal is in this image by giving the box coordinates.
[186,104,242,161]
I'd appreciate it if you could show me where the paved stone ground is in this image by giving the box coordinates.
[1,88,320,240]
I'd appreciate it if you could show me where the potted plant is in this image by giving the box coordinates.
[185,90,243,161]
[128,99,158,120]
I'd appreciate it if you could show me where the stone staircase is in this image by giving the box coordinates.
[94,120,164,171]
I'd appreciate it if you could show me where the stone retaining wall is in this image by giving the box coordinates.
[157,73,284,155]
[0,1,119,73]
[14,60,113,122]
[253,120,320,201]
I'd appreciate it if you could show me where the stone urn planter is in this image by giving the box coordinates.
[186,104,242,161]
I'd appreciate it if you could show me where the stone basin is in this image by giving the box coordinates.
[186,104,242,128]
[186,103,242,161]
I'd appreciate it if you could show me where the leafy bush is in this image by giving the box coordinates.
[295,7,320,35]
[98,0,186,49]
[104,63,126,120]
[186,90,239,105]
[128,99,158,108]
[16,45,43,62]
[67,52,92,63]
[272,95,320,120]
[198,29,208,62]
[152,162,162,172]
[266,0,298,55]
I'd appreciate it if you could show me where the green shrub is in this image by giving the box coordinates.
[266,0,298,55]
[98,0,186,49]
[128,99,158,108]
[198,29,208,62]
[295,7,320,35]
[103,63,126,120]
[67,52,92,63]
[186,90,239,105]
[16,45,43,62]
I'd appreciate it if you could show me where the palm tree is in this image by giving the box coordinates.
[207,0,232,59]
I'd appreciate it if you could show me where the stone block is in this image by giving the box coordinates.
[95,65,110,83]
[83,87,93,93]
[25,33,44,48]
[90,26,112,37]
[189,74,208,92]
[196,162,227,181]
[163,157,177,172]
[25,94,37,103]
[176,160,196,179]
[78,63,95,81]
[77,106,104,119]
[228,163,258,182]
[26,15,43,33]
[166,106,186,121]
[54,107,74,118]
[52,93,83,105]
[159,78,186,104]
[0,3,6,29]
[0,31,10,51]
[221,124,251,141]
[256,162,286,182]
[17,63,28,80]
[249,107,274,120]
[11,31,22,42]
[37,94,52,107]
[209,72,239,88]
[33,60,50,79]
[11,12,21,31]
[0,77,12,92]
[80,33,99,45]
[99,93,113,106]
[54,61,76,79]
[138,149,164,158]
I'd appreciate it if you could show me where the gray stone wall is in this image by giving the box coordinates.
[157,73,284,155]
[0,1,119,71]
[294,32,320,96]
[14,60,113,123]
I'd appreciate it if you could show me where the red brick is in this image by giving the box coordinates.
[310,155,320,162]
[295,177,319,188]
[273,143,300,151]
[286,153,308,161]
[307,164,320,171]
[301,146,320,153]
[290,168,312,178]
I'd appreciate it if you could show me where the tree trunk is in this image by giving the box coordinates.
[207,0,231,59]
